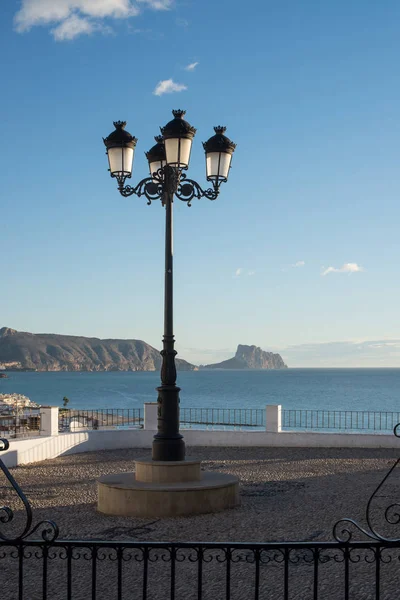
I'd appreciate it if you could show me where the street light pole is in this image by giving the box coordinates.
[103,111,236,462]
[153,168,185,461]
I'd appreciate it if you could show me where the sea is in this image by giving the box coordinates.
[1,369,400,413]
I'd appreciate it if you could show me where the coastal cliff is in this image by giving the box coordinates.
[201,344,287,370]
[0,327,195,372]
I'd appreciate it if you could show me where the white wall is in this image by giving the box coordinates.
[2,428,400,468]
[1,430,153,468]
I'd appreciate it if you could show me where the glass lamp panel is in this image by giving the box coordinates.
[218,152,232,179]
[165,137,192,168]
[149,160,164,179]
[206,152,232,180]
[164,138,179,166]
[107,146,134,175]
[179,138,192,168]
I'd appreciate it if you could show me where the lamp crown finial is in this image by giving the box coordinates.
[172,109,186,119]
[113,121,127,130]
[214,126,227,134]
[154,135,164,143]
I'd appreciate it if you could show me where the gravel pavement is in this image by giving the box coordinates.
[1,446,400,599]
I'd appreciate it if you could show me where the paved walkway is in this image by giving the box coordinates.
[2,447,400,599]
[2,446,399,542]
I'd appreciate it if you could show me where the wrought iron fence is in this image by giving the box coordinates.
[58,408,143,432]
[0,408,41,438]
[3,425,400,598]
[1,538,400,599]
[282,409,400,432]
[180,407,265,430]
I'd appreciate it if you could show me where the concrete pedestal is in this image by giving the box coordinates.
[97,458,239,517]
[135,458,201,483]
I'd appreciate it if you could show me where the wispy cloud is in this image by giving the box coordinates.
[130,27,151,33]
[176,17,189,27]
[281,260,305,272]
[322,263,365,276]
[153,79,187,96]
[52,14,108,40]
[185,61,199,71]
[234,268,255,277]
[14,0,170,40]
[281,339,400,367]
[137,0,172,9]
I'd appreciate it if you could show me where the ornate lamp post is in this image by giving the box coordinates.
[103,110,236,461]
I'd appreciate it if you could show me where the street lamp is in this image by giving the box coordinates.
[103,109,236,461]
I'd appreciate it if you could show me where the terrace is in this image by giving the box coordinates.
[2,443,400,598]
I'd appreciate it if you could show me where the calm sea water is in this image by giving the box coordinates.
[0,369,399,413]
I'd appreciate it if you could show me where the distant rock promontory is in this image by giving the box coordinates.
[201,344,287,370]
[0,327,195,372]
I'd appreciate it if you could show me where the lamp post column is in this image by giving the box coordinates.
[152,167,185,461]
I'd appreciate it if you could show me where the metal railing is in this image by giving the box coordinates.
[0,538,399,599]
[59,408,143,432]
[283,409,400,432]
[3,431,400,599]
[180,407,265,430]
[0,408,41,438]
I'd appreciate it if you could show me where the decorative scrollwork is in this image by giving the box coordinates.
[0,438,59,543]
[333,424,400,542]
[113,167,221,206]
[118,175,164,205]
[175,173,219,206]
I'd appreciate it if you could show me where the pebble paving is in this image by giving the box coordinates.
[1,446,400,599]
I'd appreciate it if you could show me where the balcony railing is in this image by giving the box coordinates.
[282,409,400,432]
[180,407,265,430]
[58,408,143,432]
[2,405,400,438]
[0,408,41,438]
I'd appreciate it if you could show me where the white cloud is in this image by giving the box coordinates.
[185,61,199,71]
[130,27,151,33]
[322,262,365,276]
[281,339,400,367]
[51,14,95,40]
[234,268,255,277]
[14,0,170,40]
[137,0,172,8]
[153,79,187,96]
[292,260,305,268]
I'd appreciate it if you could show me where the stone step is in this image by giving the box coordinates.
[98,470,239,517]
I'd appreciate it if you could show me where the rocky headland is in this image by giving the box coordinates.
[201,344,287,370]
[0,327,195,372]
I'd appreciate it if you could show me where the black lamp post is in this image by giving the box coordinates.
[103,110,236,461]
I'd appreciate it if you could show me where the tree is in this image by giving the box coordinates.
[63,396,70,408]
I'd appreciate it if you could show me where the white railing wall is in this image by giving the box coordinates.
[1,404,400,468]
[40,407,59,437]
[266,405,282,433]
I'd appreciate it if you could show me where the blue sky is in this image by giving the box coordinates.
[1,0,400,367]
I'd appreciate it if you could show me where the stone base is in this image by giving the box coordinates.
[135,457,201,483]
[97,469,239,517]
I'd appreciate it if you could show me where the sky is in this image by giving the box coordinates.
[1,0,400,367]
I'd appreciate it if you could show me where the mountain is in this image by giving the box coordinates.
[0,327,195,372]
[201,344,287,370]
